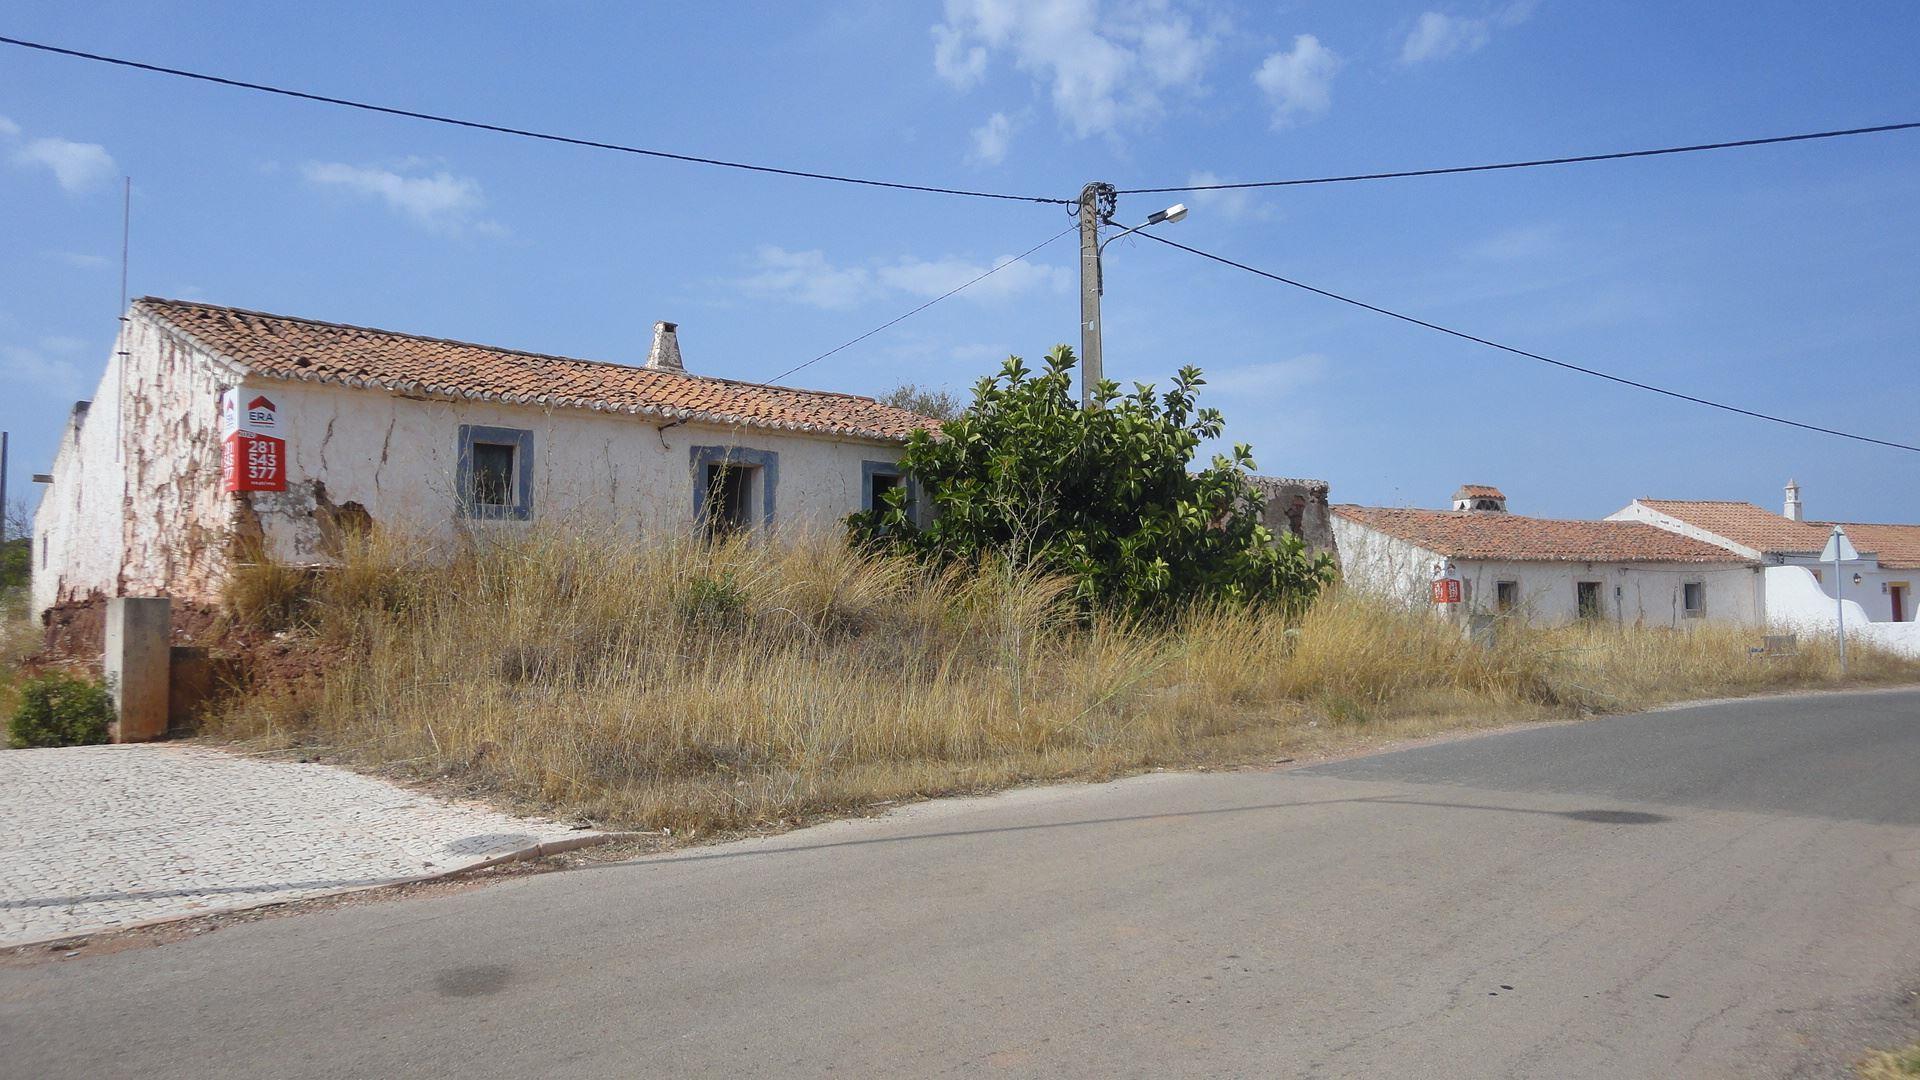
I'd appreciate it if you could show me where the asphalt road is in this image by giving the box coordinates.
[3,688,1918,1079]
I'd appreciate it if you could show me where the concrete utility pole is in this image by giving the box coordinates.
[1076,182,1115,408]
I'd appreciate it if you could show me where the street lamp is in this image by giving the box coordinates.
[1076,181,1189,406]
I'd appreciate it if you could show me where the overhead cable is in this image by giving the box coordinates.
[0,35,1072,206]
[1117,121,1920,194]
[767,224,1077,385]
[1137,232,1920,454]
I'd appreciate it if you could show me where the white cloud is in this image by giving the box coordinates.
[969,112,1016,165]
[740,247,877,310]
[1399,3,1536,65]
[12,136,117,193]
[0,115,19,138]
[931,0,1218,138]
[302,161,500,235]
[879,253,1069,300]
[741,246,1069,310]
[1,341,90,397]
[52,252,111,269]
[1467,223,1560,261]
[1254,34,1341,127]
[1183,171,1271,222]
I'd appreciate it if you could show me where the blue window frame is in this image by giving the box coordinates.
[691,445,778,533]
[457,424,534,520]
[861,459,919,523]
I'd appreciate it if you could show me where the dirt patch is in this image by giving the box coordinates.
[38,594,223,667]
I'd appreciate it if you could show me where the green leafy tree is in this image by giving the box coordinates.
[850,345,1334,617]
[876,383,963,423]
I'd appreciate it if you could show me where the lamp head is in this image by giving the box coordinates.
[1146,203,1189,226]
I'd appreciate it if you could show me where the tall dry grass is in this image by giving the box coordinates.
[206,524,1920,833]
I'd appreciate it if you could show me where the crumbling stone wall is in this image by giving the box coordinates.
[1250,476,1337,556]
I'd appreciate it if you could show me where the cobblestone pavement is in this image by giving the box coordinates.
[0,744,593,946]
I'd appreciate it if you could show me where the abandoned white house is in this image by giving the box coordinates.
[1332,485,1762,628]
[1610,481,1920,655]
[31,298,934,619]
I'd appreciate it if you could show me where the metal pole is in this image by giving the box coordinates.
[0,430,8,545]
[1834,530,1846,675]
[1076,182,1113,408]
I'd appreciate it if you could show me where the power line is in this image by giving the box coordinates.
[1137,231,1920,454]
[1117,121,1920,194]
[0,34,1071,206]
[768,224,1077,385]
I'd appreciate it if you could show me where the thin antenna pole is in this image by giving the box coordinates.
[119,176,130,313]
[115,176,130,460]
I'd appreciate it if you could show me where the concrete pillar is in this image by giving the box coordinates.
[105,597,171,742]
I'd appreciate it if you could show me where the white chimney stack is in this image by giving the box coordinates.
[646,320,684,372]
[1784,478,1803,522]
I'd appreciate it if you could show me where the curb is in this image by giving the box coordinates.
[2,831,650,955]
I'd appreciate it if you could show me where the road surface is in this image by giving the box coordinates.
[3,688,1918,1078]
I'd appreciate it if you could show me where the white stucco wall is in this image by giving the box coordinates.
[1331,516,1763,629]
[33,309,908,613]
[246,379,903,564]
[32,315,235,614]
[1764,564,1920,657]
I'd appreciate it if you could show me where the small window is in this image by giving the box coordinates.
[704,463,755,539]
[1576,580,1603,619]
[1682,581,1706,617]
[470,443,516,508]
[458,424,534,520]
[869,471,903,510]
[861,460,919,526]
[1495,580,1519,613]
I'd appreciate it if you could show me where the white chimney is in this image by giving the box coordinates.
[646,320,684,372]
[1784,478,1803,521]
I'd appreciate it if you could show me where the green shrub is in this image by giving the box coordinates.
[850,346,1335,618]
[680,572,747,630]
[0,538,26,593]
[8,672,115,748]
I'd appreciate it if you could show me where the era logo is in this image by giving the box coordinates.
[245,395,277,428]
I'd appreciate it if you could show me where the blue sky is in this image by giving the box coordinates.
[2,1,1916,523]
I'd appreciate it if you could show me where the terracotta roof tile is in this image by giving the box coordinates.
[1633,499,1830,555]
[136,298,935,442]
[1815,522,1920,570]
[1334,505,1751,563]
[1453,484,1505,499]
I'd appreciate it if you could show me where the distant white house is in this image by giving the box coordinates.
[1611,480,1920,655]
[1333,485,1763,629]
[32,299,935,620]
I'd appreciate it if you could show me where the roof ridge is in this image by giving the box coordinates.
[1338,504,1672,528]
[134,296,895,407]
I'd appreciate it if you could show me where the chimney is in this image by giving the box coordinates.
[646,321,684,372]
[1451,484,1508,513]
[1784,478,1803,521]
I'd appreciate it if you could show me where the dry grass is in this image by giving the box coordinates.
[1862,1043,1920,1079]
[204,524,1920,834]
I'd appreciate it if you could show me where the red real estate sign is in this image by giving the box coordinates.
[1430,578,1462,604]
[223,431,287,492]
[219,389,288,492]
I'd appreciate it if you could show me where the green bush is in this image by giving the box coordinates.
[8,672,115,748]
[0,538,26,593]
[850,346,1335,618]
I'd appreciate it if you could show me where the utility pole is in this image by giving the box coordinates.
[1077,181,1116,408]
[0,430,8,544]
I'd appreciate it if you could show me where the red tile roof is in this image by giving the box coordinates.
[1815,522,1920,570]
[1632,499,1830,555]
[1453,484,1505,499]
[136,298,935,442]
[1334,505,1751,563]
